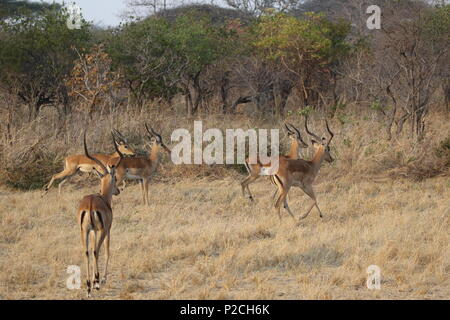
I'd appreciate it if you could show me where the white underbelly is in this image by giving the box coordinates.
[78,164,96,173]
[125,172,143,180]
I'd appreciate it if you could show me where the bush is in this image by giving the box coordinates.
[0,145,64,190]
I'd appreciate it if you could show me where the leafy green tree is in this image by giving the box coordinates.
[0,0,61,20]
[107,17,181,106]
[252,11,351,111]
[0,5,91,119]
[108,10,236,115]
[171,12,235,115]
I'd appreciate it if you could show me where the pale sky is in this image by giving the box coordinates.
[31,0,129,27]
[32,0,228,28]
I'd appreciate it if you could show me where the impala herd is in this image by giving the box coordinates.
[42,117,335,297]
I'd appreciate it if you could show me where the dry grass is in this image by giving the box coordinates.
[0,172,448,300]
[0,102,449,299]
[0,102,449,190]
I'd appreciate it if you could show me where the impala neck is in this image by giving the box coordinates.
[99,175,114,206]
[311,146,326,175]
[287,140,299,159]
[149,144,161,163]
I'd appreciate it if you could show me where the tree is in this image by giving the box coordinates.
[225,0,298,17]
[109,8,236,115]
[376,2,449,140]
[172,12,234,115]
[251,10,351,113]
[0,0,61,20]
[107,17,182,106]
[66,44,122,118]
[0,5,91,119]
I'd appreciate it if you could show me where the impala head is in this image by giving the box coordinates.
[304,117,334,163]
[145,124,171,154]
[112,129,135,156]
[83,131,124,196]
[285,122,308,148]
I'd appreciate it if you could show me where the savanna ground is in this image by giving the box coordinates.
[0,173,449,299]
[0,106,449,300]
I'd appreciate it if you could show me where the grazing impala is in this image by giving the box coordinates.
[43,129,135,196]
[241,123,308,201]
[77,131,124,297]
[109,124,171,206]
[272,117,334,222]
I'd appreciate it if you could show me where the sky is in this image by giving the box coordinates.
[32,0,130,27]
[31,0,228,28]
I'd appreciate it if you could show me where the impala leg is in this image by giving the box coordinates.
[81,229,91,298]
[101,232,110,285]
[299,185,323,220]
[94,230,107,290]
[144,179,150,206]
[274,190,289,221]
[271,188,279,201]
[240,175,259,201]
[90,231,100,290]
[42,167,77,196]
[57,172,78,196]
[121,180,126,191]
[139,179,145,205]
[283,198,296,221]
[273,176,291,221]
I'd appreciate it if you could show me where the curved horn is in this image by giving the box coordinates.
[284,123,294,134]
[287,122,307,146]
[111,132,125,168]
[145,123,154,137]
[150,127,162,141]
[325,120,334,145]
[304,116,321,141]
[112,129,127,143]
[83,131,108,176]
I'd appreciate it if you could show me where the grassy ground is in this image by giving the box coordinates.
[0,170,448,300]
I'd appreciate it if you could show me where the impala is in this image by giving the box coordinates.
[109,124,171,206]
[272,117,334,222]
[241,123,308,201]
[76,131,124,297]
[43,129,135,196]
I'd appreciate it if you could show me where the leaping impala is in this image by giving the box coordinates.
[77,130,124,298]
[272,117,334,223]
[109,124,171,206]
[43,129,135,196]
[241,123,308,201]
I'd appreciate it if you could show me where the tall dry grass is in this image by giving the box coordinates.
[0,101,449,191]
[0,100,449,300]
[0,175,448,299]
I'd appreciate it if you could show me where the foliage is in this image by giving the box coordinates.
[252,11,350,72]
[108,10,238,109]
[0,5,91,118]
[66,44,121,116]
[0,0,61,19]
